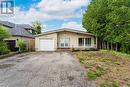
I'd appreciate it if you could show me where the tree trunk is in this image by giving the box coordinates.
[107,42,109,49]
[101,40,103,49]
[116,43,118,51]
[111,43,113,50]
[105,41,107,49]
[100,40,102,49]
[98,38,101,49]
[103,41,105,49]
[105,41,106,49]
[102,41,104,49]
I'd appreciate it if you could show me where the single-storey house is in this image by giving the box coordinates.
[35,28,97,51]
[0,20,36,51]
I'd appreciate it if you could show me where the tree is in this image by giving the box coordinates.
[0,26,10,41]
[32,21,42,34]
[0,25,10,55]
[82,0,130,53]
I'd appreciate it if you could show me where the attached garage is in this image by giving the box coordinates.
[39,39,55,51]
[35,33,57,51]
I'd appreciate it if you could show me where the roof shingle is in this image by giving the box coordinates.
[0,20,34,38]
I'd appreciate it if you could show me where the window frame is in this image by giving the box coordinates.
[78,38,84,46]
[78,38,91,47]
[85,38,91,46]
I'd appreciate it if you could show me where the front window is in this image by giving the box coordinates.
[60,38,70,48]
[79,38,91,46]
[85,38,91,46]
[79,38,84,46]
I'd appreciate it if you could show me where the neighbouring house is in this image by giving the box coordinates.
[35,28,97,51]
[0,20,36,51]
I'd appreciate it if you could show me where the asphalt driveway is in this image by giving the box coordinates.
[0,52,95,87]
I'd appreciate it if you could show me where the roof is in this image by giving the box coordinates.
[9,26,34,38]
[16,24,33,30]
[0,20,15,28]
[0,20,34,38]
[35,28,94,37]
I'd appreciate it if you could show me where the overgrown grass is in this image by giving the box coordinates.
[74,50,130,87]
[100,81,119,87]
[87,65,106,80]
[127,84,130,87]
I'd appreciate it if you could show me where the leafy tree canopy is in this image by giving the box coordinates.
[0,25,10,41]
[32,21,42,34]
[83,0,130,44]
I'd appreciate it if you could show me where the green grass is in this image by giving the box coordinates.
[79,57,86,64]
[127,84,130,87]
[87,66,105,80]
[100,81,119,87]
[87,70,97,80]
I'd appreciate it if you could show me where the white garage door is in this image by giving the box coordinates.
[39,39,55,51]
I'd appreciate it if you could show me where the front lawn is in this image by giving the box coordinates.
[74,50,130,87]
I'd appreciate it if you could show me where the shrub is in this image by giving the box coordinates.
[0,26,10,41]
[0,42,10,55]
[0,25,10,55]
[18,40,26,52]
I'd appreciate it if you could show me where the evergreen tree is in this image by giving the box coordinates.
[83,0,130,53]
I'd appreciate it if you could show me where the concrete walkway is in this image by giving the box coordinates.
[0,52,95,87]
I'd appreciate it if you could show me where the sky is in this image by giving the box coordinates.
[0,0,91,32]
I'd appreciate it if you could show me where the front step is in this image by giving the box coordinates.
[56,48,71,52]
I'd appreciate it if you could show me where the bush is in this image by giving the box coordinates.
[0,26,10,41]
[0,25,10,55]
[0,42,10,55]
[18,40,26,52]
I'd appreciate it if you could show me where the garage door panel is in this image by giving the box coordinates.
[39,39,55,51]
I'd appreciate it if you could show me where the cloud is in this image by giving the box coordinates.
[0,7,50,24]
[38,0,90,13]
[37,0,91,19]
[61,21,86,31]
[0,0,91,24]
[0,6,80,24]
[0,0,90,32]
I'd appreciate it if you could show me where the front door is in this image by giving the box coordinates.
[60,38,70,48]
